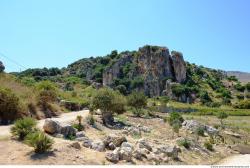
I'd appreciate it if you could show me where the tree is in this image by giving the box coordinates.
[0,61,5,72]
[91,88,126,125]
[168,112,184,126]
[127,92,147,117]
[217,111,228,128]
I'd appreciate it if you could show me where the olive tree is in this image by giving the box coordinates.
[91,88,126,125]
[127,91,147,117]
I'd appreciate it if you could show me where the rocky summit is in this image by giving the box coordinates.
[102,45,187,97]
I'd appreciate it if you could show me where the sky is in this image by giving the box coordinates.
[0,0,250,72]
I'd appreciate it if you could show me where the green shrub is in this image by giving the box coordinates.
[245,82,250,91]
[217,111,228,128]
[127,91,147,117]
[169,112,184,126]
[86,114,95,126]
[0,87,23,123]
[204,141,213,151]
[72,124,84,131]
[236,94,244,100]
[199,91,212,104]
[11,117,37,140]
[235,100,250,109]
[177,138,191,149]
[234,83,245,92]
[115,85,127,95]
[25,131,54,153]
[195,127,205,136]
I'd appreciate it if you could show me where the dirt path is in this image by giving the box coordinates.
[218,154,250,165]
[0,110,89,138]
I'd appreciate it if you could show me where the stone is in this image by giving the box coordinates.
[119,146,133,162]
[108,142,116,150]
[137,138,153,151]
[205,125,219,135]
[69,142,81,149]
[224,130,242,138]
[91,141,105,152]
[132,148,150,160]
[105,148,120,163]
[81,137,93,148]
[76,131,85,138]
[121,142,133,149]
[43,119,61,134]
[182,120,205,132]
[60,124,77,137]
[156,145,179,159]
[103,134,127,147]
[55,134,64,138]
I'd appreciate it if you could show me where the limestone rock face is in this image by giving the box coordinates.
[171,51,187,83]
[102,45,187,97]
[103,54,133,86]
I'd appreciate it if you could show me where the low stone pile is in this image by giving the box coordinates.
[105,138,180,164]
[123,124,151,136]
[182,120,218,135]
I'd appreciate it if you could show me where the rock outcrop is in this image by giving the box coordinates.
[102,45,187,97]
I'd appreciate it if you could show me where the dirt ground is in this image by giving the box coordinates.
[0,111,247,165]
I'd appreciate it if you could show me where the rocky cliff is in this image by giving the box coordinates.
[103,45,187,97]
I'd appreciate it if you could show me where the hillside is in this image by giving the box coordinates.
[227,71,250,83]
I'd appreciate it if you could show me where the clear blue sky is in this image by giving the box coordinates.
[0,0,249,72]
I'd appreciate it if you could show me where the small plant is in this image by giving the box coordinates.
[177,138,191,149]
[217,111,228,128]
[195,127,205,136]
[86,114,95,126]
[169,112,184,126]
[72,123,84,131]
[11,117,37,140]
[25,131,54,153]
[172,119,181,137]
[65,134,76,140]
[204,141,213,151]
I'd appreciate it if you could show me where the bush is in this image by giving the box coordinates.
[177,138,190,149]
[86,114,95,126]
[169,112,184,126]
[204,141,213,151]
[199,91,212,104]
[72,123,84,131]
[0,87,24,123]
[25,131,54,153]
[235,100,250,109]
[91,88,126,125]
[115,85,127,95]
[127,92,147,117]
[245,82,250,91]
[11,117,37,140]
[0,61,5,72]
[195,127,205,136]
[234,83,245,92]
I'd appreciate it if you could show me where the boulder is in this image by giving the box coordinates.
[205,125,219,135]
[103,134,127,148]
[81,137,93,148]
[121,142,134,149]
[60,124,77,137]
[119,146,133,162]
[156,145,179,159]
[76,131,85,138]
[69,142,81,149]
[91,141,105,152]
[182,120,205,132]
[43,119,61,134]
[108,142,116,150]
[137,138,153,151]
[105,148,120,163]
[132,148,150,160]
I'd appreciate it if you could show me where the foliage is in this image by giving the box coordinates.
[177,138,191,149]
[199,91,212,104]
[0,87,23,123]
[127,91,147,117]
[11,117,37,140]
[25,131,54,153]
[234,83,245,92]
[91,88,126,124]
[86,114,95,126]
[115,85,127,95]
[245,82,250,91]
[72,123,84,131]
[168,112,184,126]
[195,127,205,136]
[204,141,213,151]
[234,100,250,109]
